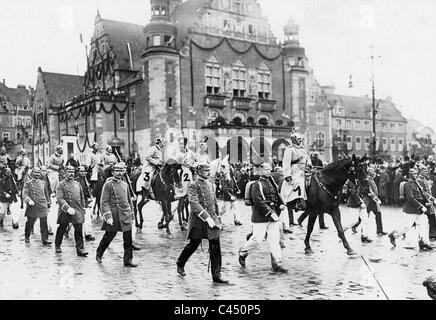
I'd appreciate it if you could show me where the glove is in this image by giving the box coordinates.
[279,204,286,211]
[28,200,35,206]
[270,212,280,222]
[67,208,76,216]
[205,217,216,229]
[230,196,236,201]
[360,203,366,209]
[107,218,114,225]
[421,207,428,214]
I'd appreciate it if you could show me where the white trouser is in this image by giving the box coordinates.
[280,207,290,230]
[47,196,58,232]
[239,221,282,266]
[83,204,93,236]
[220,200,241,223]
[358,207,369,237]
[48,171,59,193]
[0,202,19,226]
[393,213,429,243]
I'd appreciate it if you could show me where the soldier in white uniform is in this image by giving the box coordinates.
[0,147,9,169]
[47,146,65,234]
[15,148,31,181]
[102,146,118,170]
[281,132,311,211]
[195,142,210,165]
[175,137,196,198]
[88,143,103,191]
[137,138,166,192]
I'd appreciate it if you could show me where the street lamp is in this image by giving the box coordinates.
[370,45,382,158]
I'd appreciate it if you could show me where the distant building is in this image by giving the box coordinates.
[327,93,408,161]
[0,80,34,161]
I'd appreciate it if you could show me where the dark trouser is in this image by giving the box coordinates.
[55,223,84,251]
[353,210,384,233]
[25,216,48,242]
[298,211,326,228]
[96,230,133,265]
[286,203,295,225]
[428,214,436,238]
[177,238,222,280]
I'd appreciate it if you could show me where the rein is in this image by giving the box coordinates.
[315,164,357,200]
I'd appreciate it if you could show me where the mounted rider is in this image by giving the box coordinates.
[195,142,210,164]
[0,146,9,169]
[88,143,103,191]
[47,146,65,193]
[137,138,166,193]
[175,137,196,197]
[281,132,311,211]
[102,145,118,171]
[15,148,31,182]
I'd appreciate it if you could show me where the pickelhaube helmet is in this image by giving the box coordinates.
[156,137,166,145]
[65,165,75,172]
[196,162,210,171]
[112,162,126,170]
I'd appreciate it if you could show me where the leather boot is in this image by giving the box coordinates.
[419,240,433,252]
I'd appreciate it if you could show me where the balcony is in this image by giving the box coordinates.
[232,97,252,111]
[205,94,227,109]
[258,99,277,113]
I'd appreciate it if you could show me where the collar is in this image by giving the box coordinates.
[197,176,209,182]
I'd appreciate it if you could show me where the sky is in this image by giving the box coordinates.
[1,0,435,128]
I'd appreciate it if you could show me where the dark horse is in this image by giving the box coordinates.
[131,160,182,236]
[302,154,368,256]
[90,166,113,217]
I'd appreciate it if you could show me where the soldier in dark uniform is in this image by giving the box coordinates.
[23,167,52,245]
[96,162,138,267]
[54,165,88,256]
[176,163,229,284]
[389,168,433,251]
[417,166,436,241]
[76,166,95,241]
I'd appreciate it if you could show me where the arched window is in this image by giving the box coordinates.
[315,132,325,148]
[258,115,269,126]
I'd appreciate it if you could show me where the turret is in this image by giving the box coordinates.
[283,17,306,68]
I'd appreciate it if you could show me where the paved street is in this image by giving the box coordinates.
[0,200,434,300]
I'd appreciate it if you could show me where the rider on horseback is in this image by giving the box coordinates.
[281,132,311,211]
[137,138,166,193]
[175,137,196,197]
[15,148,31,181]
[102,146,118,171]
[0,146,9,169]
[47,146,64,193]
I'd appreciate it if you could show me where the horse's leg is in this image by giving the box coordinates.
[137,189,149,230]
[330,207,356,256]
[133,198,140,230]
[304,210,317,254]
[177,199,186,231]
[165,201,173,236]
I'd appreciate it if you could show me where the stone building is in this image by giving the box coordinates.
[50,0,324,165]
[0,80,34,161]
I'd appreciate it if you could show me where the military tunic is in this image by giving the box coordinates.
[102,152,118,167]
[89,152,103,181]
[56,179,86,225]
[187,177,221,240]
[23,179,50,218]
[100,177,133,232]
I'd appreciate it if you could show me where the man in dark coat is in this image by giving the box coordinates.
[76,166,95,241]
[389,168,433,251]
[176,163,229,284]
[417,167,436,241]
[96,162,138,267]
[54,165,88,256]
[23,167,52,245]
[238,163,288,273]
[0,167,19,229]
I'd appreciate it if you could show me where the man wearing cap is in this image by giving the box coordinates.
[417,166,436,240]
[195,142,210,164]
[175,137,196,197]
[0,147,9,169]
[176,162,229,284]
[0,166,19,229]
[76,166,95,241]
[238,163,288,273]
[88,143,103,192]
[281,132,311,212]
[15,148,31,181]
[96,162,138,267]
[23,167,52,245]
[39,166,55,235]
[137,138,165,193]
[388,168,433,251]
[54,165,88,256]
[102,146,118,170]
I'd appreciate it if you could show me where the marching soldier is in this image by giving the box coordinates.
[39,166,54,235]
[0,167,19,229]
[238,163,288,273]
[76,166,95,241]
[137,138,165,193]
[54,165,88,257]
[389,168,433,251]
[23,167,52,245]
[176,163,229,284]
[96,162,138,267]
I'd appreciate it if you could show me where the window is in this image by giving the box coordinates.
[223,19,231,31]
[355,120,361,130]
[146,37,150,48]
[346,136,352,150]
[152,35,161,46]
[248,24,255,35]
[390,138,396,151]
[365,137,370,150]
[398,123,404,130]
[390,122,395,130]
[335,119,342,129]
[205,64,221,95]
[382,122,387,130]
[316,111,324,125]
[257,70,271,99]
[232,67,247,97]
[334,105,344,116]
[119,113,125,128]
[129,86,136,97]
[2,132,10,141]
[315,132,325,148]
[234,0,242,13]
[398,138,404,150]
[382,138,387,151]
[376,137,380,148]
[364,120,371,131]
[355,136,361,150]
[346,119,352,130]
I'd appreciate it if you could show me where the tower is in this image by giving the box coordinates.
[142,0,181,154]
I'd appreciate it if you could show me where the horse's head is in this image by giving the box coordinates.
[348,154,369,182]
[219,158,232,181]
[162,159,182,189]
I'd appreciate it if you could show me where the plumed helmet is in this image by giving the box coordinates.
[290,132,302,140]
[56,146,63,152]
[196,162,210,171]
[65,165,75,172]
[156,137,166,145]
[92,142,99,149]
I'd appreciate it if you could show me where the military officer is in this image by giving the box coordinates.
[96,162,138,267]
[102,146,118,170]
[0,146,9,169]
[47,146,65,193]
[176,163,229,284]
[137,138,165,193]
[281,132,311,211]
[195,142,210,164]
[417,166,436,240]
[88,143,103,192]
[15,148,31,181]
[76,166,95,241]
[389,168,433,251]
[23,167,52,245]
[54,165,88,256]
[0,167,19,229]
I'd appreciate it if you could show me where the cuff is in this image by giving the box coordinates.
[197,210,211,222]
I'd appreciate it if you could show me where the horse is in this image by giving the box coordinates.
[301,154,369,256]
[131,159,182,236]
[90,166,113,217]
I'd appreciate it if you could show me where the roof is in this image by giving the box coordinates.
[99,19,145,70]
[327,94,407,122]
[40,71,84,107]
[0,82,32,106]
